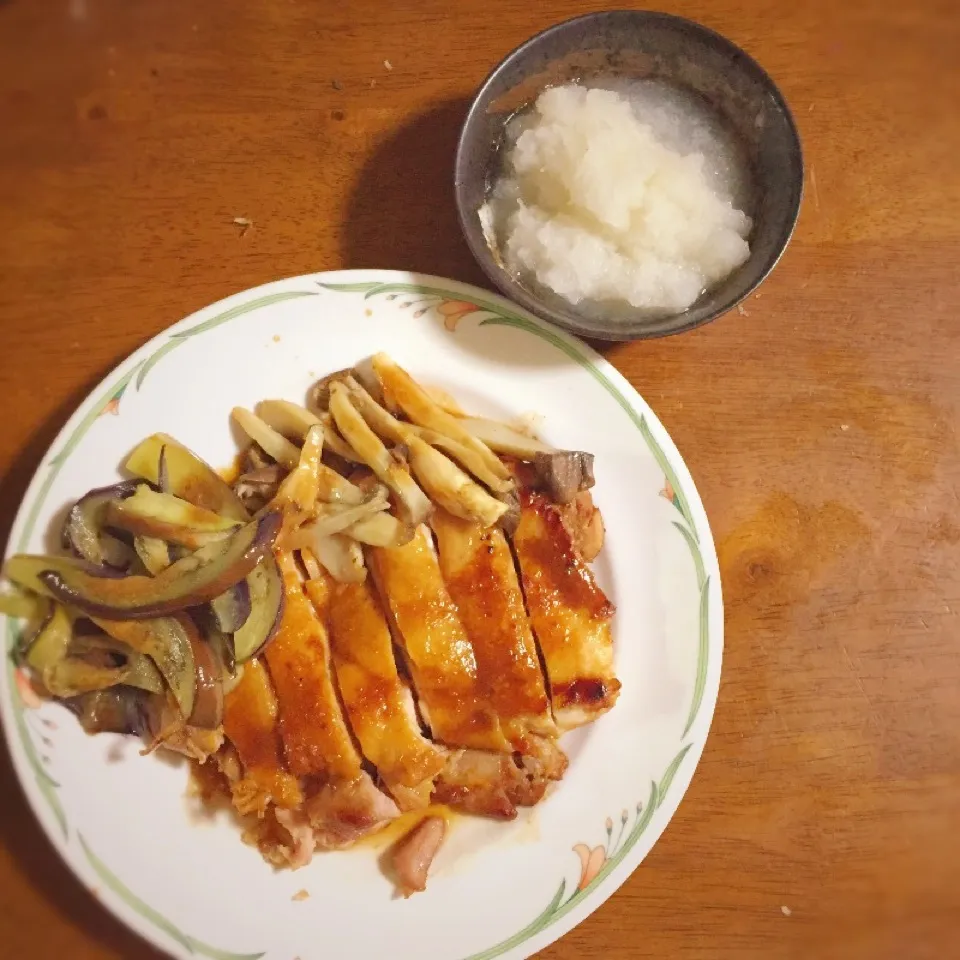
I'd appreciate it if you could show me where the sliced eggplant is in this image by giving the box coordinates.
[232,557,284,662]
[107,487,240,549]
[37,511,281,619]
[210,580,251,633]
[125,434,248,521]
[91,614,196,718]
[66,688,151,736]
[4,554,113,598]
[0,587,48,622]
[157,445,171,492]
[134,536,172,575]
[43,657,161,698]
[68,633,165,694]
[204,620,237,675]
[22,604,73,674]
[187,632,224,730]
[62,479,145,567]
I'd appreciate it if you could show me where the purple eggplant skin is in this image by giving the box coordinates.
[65,687,152,736]
[5,554,125,599]
[38,511,282,620]
[209,579,251,633]
[61,479,148,568]
[232,557,284,663]
[187,632,224,730]
[158,445,170,494]
[125,434,248,521]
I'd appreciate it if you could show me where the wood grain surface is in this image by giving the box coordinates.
[1,1,958,958]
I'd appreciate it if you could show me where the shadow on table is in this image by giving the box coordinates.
[340,98,616,360]
[341,97,492,286]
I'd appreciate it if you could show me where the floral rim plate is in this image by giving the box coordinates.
[0,270,722,960]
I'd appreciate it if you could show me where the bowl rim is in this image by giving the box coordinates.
[454,8,804,342]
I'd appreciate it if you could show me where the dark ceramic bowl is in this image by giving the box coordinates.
[455,10,803,341]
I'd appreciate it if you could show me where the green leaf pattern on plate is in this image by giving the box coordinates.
[1,280,714,960]
[81,836,265,960]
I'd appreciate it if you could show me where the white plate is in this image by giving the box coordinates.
[0,270,722,960]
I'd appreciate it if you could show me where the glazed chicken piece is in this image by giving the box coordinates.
[369,526,510,752]
[305,773,401,849]
[315,574,446,809]
[391,816,447,897]
[432,747,556,818]
[511,490,620,731]
[431,509,556,748]
[222,658,303,814]
[259,771,401,868]
[263,551,363,780]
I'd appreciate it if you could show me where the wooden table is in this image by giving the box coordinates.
[1,1,957,957]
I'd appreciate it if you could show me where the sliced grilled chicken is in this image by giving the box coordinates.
[432,748,556,818]
[368,526,510,753]
[319,574,446,805]
[222,658,303,813]
[511,490,621,731]
[264,551,363,779]
[431,508,556,748]
[304,772,400,850]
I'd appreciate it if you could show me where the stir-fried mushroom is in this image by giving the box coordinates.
[308,368,355,411]
[255,399,360,464]
[235,465,285,512]
[242,442,274,473]
[531,450,595,504]
[371,354,513,487]
[232,408,301,470]
[328,383,432,525]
